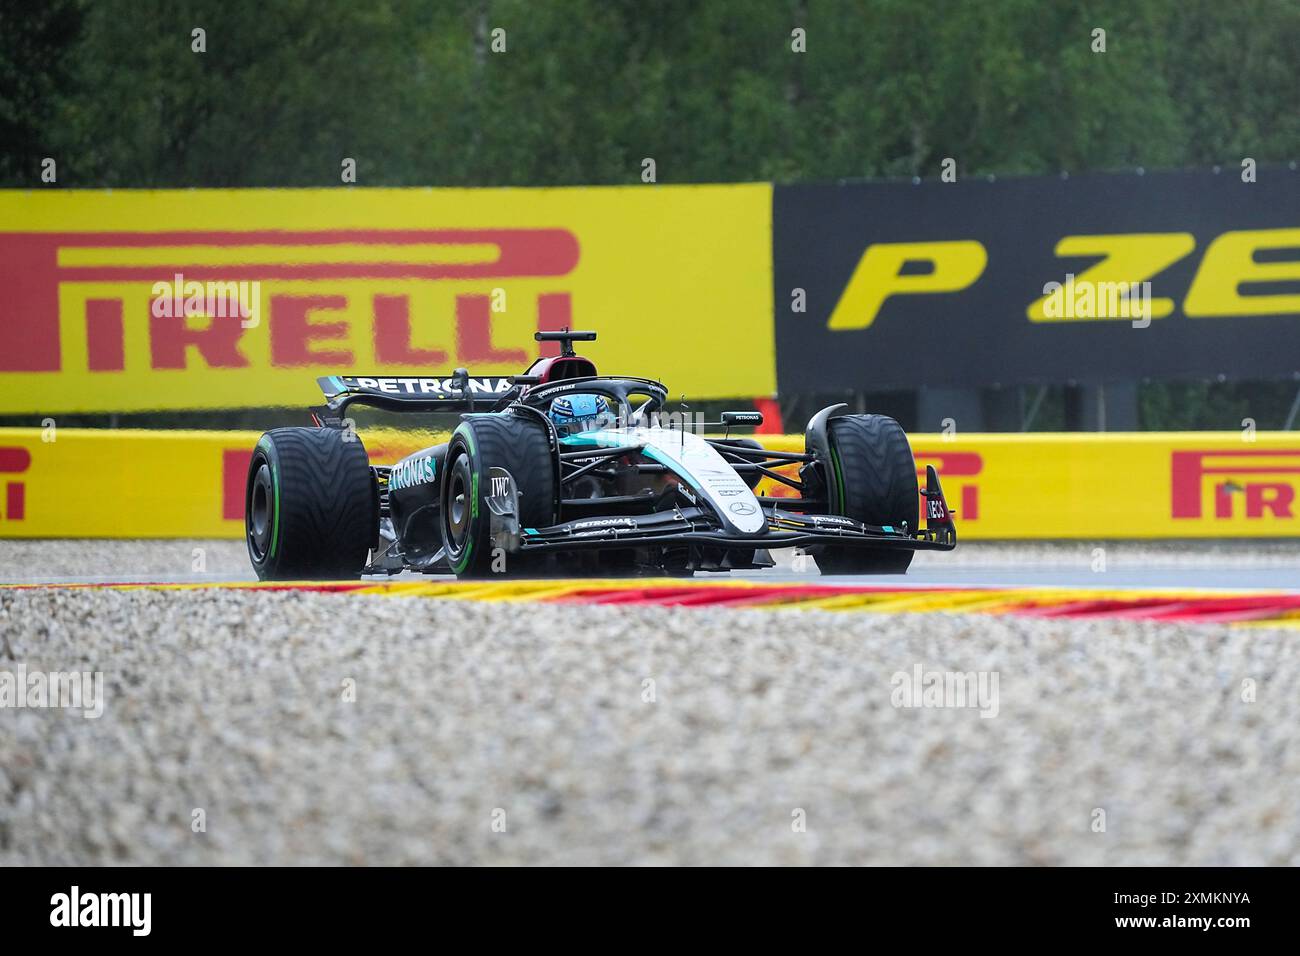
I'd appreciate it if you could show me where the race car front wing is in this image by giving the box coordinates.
[489,464,958,555]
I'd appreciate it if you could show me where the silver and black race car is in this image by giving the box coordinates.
[244,330,955,579]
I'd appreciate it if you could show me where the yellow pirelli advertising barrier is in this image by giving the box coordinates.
[756,432,1300,539]
[0,427,440,539]
[0,185,774,412]
[1,428,1298,540]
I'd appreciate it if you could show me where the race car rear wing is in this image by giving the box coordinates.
[312,330,599,421]
[312,371,529,420]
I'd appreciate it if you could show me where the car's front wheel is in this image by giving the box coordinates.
[812,413,919,574]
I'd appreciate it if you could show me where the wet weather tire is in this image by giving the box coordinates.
[245,427,377,580]
[815,414,918,574]
[441,413,557,578]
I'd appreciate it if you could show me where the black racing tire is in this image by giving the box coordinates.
[245,427,377,580]
[815,414,918,574]
[440,412,557,578]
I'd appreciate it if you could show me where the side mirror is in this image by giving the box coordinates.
[721,410,764,427]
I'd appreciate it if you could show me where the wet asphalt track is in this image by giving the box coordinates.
[753,565,1300,591]
[1,540,1297,591]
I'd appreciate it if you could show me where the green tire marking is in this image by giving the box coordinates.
[255,435,282,559]
[454,539,473,572]
[450,424,479,573]
[830,445,846,514]
[270,460,281,559]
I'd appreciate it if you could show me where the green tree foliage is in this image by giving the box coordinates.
[0,0,83,183]
[2,0,1297,429]
[3,0,1295,188]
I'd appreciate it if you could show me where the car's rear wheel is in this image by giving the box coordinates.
[441,413,557,578]
[245,427,377,580]
[813,414,918,574]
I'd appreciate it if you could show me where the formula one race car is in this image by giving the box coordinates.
[244,330,955,579]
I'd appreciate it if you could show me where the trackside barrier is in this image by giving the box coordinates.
[0,185,775,411]
[0,428,1297,539]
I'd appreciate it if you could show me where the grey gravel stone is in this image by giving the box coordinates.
[1,586,1297,865]
[0,539,251,583]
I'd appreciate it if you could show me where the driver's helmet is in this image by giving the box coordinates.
[548,394,616,437]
